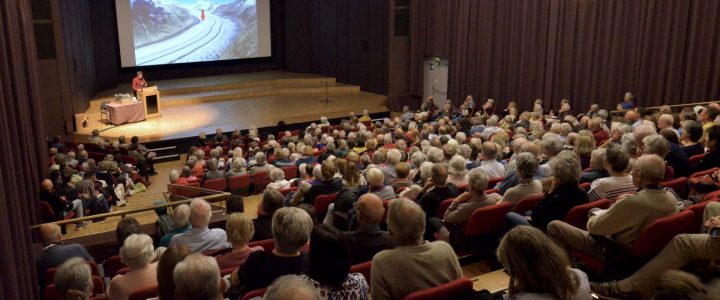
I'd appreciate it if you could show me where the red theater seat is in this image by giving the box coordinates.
[401,278,473,300]
[228,174,252,196]
[564,199,610,230]
[511,193,544,214]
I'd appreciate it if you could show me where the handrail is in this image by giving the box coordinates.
[610,100,716,115]
[30,186,230,229]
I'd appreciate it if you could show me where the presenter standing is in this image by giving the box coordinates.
[132,71,147,98]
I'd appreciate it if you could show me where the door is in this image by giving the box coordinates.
[423,57,449,109]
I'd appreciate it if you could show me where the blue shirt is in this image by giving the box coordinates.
[169,227,230,252]
[159,225,191,248]
[620,101,635,110]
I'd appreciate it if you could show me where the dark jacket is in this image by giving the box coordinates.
[304,177,344,205]
[693,150,720,174]
[251,215,273,241]
[530,182,589,230]
[418,184,459,219]
[682,144,705,158]
[343,224,395,264]
[665,143,691,178]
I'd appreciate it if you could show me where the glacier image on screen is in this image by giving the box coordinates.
[131,0,258,66]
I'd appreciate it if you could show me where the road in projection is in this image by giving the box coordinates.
[135,12,238,66]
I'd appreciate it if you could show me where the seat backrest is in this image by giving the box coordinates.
[401,278,474,300]
[690,167,719,178]
[705,190,720,202]
[689,153,706,166]
[121,155,137,166]
[465,202,512,237]
[242,288,268,300]
[281,165,298,179]
[203,178,227,192]
[630,210,696,257]
[314,192,340,215]
[104,255,127,278]
[663,166,675,182]
[128,285,158,300]
[40,201,56,220]
[91,275,105,295]
[248,238,275,252]
[487,176,505,189]
[44,284,60,300]
[511,193,544,214]
[228,174,252,195]
[436,198,455,219]
[350,261,372,284]
[660,177,688,199]
[46,261,100,286]
[564,199,610,230]
[456,184,467,194]
[279,186,299,196]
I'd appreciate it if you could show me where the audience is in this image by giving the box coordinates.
[477,141,505,178]
[303,160,343,204]
[36,224,93,289]
[693,125,720,173]
[266,168,291,191]
[371,199,462,300]
[107,234,158,300]
[215,213,263,270]
[53,258,94,300]
[170,199,229,252]
[366,167,395,200]
[342,194,395,264]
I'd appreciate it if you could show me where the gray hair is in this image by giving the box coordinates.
[172,204,191,229]
[387,199,426,245]
[386,149,402,164]
[448,155,467,176]
[621,133,638,156]
[458,144,472,159]
[541,135,564,157]
[232,157,245,171]
[419,162,434,182]
[411,151,427,167]
[272,207,313,253]
[54,258,92,300]
[642,134,670,157]
[611,122,631,134]
[120,234,156,269]
[427,147,444,163]
[589,148,606,171]
[634,154,666,183]
[367,167,385,187]
[169,170,180,183]
[173,254,222,300]
[550,150,581,183]
[597,109,609,120]
[467,168,489,193]
[269,168,285,182]
[515,152,539,179]
[264,275,322,300]
[207,158,218,171]
[634,124,657,145]
[255,151,266,164]
[190,198,212,228]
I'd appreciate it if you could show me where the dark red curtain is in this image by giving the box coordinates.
[411,0,719,111]
[0,0,46,298]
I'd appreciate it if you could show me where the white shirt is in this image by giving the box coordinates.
[477,160,505,178]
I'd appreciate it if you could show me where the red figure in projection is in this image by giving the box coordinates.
[201,9,205,21]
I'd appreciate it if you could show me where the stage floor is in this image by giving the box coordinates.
[76,71,388,142]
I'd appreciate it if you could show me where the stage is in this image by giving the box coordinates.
[75,71,388,142]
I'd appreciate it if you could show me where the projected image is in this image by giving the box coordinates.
[130,0,259,66]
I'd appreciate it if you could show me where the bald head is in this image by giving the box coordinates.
[356,194,385,225]
[625,110,639,122]
[41,179,53,192]
[189,198,212,228]
[40,223,62,245]
[634,124,657,145]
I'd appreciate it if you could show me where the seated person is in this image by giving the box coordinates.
[264,275,322,300]
[54,258,94,300]
[342,194,395,264]
[266,168,291,191]
[204,158,224,180]
[215,213,263,270]
[498,226,592,299]
[366,167,395,200]
[35,224,93,289]
[579,148,609,184]
[680,120,705,158]
[446,155,469,187]
[501,152,542,206]
[159,204,191,247]
[224,158,247,179]
[303,160,343,205]
[591,202,720,298]
[252,189,285,241]
[477,142,505,178]
[174,254,225,300]
[248,152,273,175]
[371,199,462,300]
[417,163,459,219]
[230,207,313,295]
[547,154,679,275]
[272,148,295,168]
[587,143,635,202]
[388,162,412,191]
[155,245,192,300]
[107,234,158,300]
[505,151,589,230]
[693,125,720,173]
[39,179,86,227]
[302,225,369,299]
[170,199,230,252]
[430,169,501,242]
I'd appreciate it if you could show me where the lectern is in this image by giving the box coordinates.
[137,86,162,118]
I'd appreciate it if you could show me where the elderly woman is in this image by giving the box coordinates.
[266,168,291,191]
[574,135,595,170]
[54,258,93,300]
[505,151,589,230]
[225,157,247,179]
[446,155,469,187]
[108,234,158,300]
[204,158,224,180]
[430,168,501,243]
[367,167,396,200]
[231,207,314,295]
[159,204,191,247]
[580,148,609,184]
[587,143,635,203]
[216,213,263,270]
[502,152,543,206]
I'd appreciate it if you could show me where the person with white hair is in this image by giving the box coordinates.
[501,152,542,206]
[174,254,224,300]
[35,224,93,289]
[580,148,609,184]
[159,204,191,247]
[249,152,273,175]
[54,258,93,300]
[643,134,690,178]
[658,114,679,137]
[216,213,263,270]
[446,155,468,187]
[380,148,401,181]
[108,234,158,300]
[264,275,322,300]
[225,157,247,179]
[538,135,564,178]
[587,143,635,202]
[204,158,224,180]
[481,117,500,140]
[170,199,229,252]
[633,124,657,153]
[231,207,314,295]
[367,167,395,200]
[266,168,291,190]
[371,199,462,299]
[477,141,505,178]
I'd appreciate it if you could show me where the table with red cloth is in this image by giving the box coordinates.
[106,101,145,125]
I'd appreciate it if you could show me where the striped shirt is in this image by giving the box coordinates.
[75,179,96,196]
[587,175,636,202]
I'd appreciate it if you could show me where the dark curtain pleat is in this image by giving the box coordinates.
[410,0,715,111]
[0,0,46,299]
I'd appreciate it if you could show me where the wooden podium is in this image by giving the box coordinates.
[137,86,162,118]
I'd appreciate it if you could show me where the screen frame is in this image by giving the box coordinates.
[112,0,276,71]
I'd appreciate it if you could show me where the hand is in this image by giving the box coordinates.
[422,178,435,191]
[454,192,471,203]
[704,216,720,232]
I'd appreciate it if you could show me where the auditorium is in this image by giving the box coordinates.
[3,0,720,299]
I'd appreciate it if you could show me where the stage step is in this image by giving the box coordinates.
[161,84,361,107]
[161,77,337,96]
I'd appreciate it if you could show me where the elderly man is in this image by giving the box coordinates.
[477,142,504,178]
[367,167,396,200]
[417,163,459,220]
[657,114,679,137]
[547,154,678,273]
[497,142,543,194]
[174,254,225,300]
[380,148,401,181]
[39,179,86,226]
[35,224,93,289]
[170,199,229,252]
[642,134,690,178]
[633,124,657,154]
[591,202,720,298]
[589,117,609,146]
[232,207,313,295]
[343,194,395,264]
[371,199,462,300]
[264,275,322,300]
[249,152,273,175]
